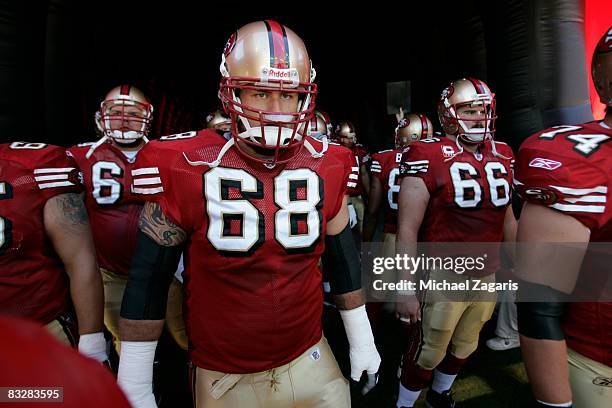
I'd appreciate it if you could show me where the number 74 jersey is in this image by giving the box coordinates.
[131,129,357,373]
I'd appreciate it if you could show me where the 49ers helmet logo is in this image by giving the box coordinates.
[223,31,237,56]
[441,85,454,100]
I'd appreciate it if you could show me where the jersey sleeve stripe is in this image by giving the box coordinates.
[133,177,162,186]
[34,174,69,182]
[132,167,160,176]
[404,160,429,165]
[550,203,605,213]
[351,166,359,172]
[550,185,607,195]
[38,181,75,189]
[132,186,164,194]
[347,182,357,188]
[34,167,75,174]
[348,174,359,180]
[564,196,607,204]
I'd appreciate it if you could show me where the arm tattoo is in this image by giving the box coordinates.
[57,193,90,226]
[138,202,186,246]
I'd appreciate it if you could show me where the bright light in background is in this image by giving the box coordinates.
[585,0,612,120]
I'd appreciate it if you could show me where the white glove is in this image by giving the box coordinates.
[347,203,358,229]
[339,305,381,393]
[117,341,158,408]
[78,332,108,363]
[174,253,185,283]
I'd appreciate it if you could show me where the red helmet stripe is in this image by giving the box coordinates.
[467,77,485,94]
[119,84,131,96]
[264,20,289,69]
[419,114,429,137]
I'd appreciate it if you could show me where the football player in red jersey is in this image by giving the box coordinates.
[117,20,380,408]
[0,142,107,364]
[513,26,612,408]
[0,315,130,407]
[69,85,187,352]
[395,79,517,408]
[308,110,333,141]
[333,121,371,234]
[364,113,434,244]
[362,114,433,329]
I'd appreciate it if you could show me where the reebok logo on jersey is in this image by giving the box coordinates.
[310,347,321,362]
[528,158,562,170]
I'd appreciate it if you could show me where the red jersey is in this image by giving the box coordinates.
[399,137,514,276]
[132,129,356,373]
[69,141,144,276]
[0,143,82,324]
[515,121,612,366]
[370,149,403,234]
[0,316,130,408]
[348,144,370,196]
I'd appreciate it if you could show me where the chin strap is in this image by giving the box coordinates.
[303,137,328,158]
[85,136,109,159]
[183,136,326,169]
[490,138,511,160]
[183,138,235,168]
[444,134,510,162]
[85,135,149,159]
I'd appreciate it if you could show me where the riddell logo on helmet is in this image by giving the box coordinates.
[262,68,299,86]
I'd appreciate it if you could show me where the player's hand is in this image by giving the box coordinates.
[348,341,381,387]
[339,305,381,395]
[396,294,421,324]
[347,203,358,229]
[395,107,405,123]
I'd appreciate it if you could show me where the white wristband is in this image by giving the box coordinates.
[78,332,108,362]
[118,341,158,408]
[339,305,375,350]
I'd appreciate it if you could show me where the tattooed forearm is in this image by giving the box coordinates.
[49,193,90,227]
[138,201,186,246]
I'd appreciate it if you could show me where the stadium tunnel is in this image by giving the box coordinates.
[0,0,610,152]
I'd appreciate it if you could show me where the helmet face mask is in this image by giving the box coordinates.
[219,20,317,166]
[438,78,496,144]
[99,85,153,143]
